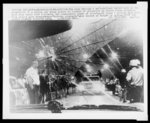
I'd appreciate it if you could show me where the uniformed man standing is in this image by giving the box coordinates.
[25,60,40,104]
[126,59,144,103]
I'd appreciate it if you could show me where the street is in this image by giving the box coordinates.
[10,82,144,113]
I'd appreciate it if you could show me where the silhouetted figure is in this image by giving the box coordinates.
[97,70,102,79]
[75,69,85,83]
[40,70,49,103]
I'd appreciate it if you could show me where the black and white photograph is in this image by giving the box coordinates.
[3,3,148,120]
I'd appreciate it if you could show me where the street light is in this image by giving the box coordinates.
[86,64,92,72]
[110,52,118,60]
[103,63,109,69]
[83,53,89,59]
[121,69,126,73]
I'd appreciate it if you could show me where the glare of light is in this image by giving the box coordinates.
[71,76,74,79]
[86,64,92,72]
[110,52,118,59]
[83,53,89,59]
[121,69,126,73]
[117,19,143,41]
[107,45,123,69]
[36,50,45,59]
[126,19,142,32]
[103,63,109,69]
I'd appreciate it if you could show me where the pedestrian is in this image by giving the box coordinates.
[110,76,116,95]
[74,69,85,84]
[25,60,40,104]
[120,69,128,103]
[105,78,110,91]
[97,70,102,80]
[115,79,124,101]
[40,70,49,104]
[126,59,144,103]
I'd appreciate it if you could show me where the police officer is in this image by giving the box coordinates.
[126,59,144,103]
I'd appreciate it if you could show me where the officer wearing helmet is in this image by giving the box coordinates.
[126,59,144,103]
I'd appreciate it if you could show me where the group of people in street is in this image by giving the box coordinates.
[104,59,144,103]
[25,60,76,104]
[74,58,144,104]
[11,57,143,105]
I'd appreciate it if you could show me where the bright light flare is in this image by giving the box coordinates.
[86,64,92,72]
[35,46,57,62]
[103,63,109,69]
[121,69,126,73]
[36,50,45,59]
[83,53,89,59]
[110,52,118,59]
[71,76,74,79]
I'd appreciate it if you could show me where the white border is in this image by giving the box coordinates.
[3,3,148,120]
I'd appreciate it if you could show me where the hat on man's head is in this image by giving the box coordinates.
[135,59,141,66]
[129,59,140,66]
